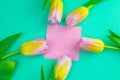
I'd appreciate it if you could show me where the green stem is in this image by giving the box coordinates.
[87,4,94,9]
[104,45,120,50]
[1,50,20,60]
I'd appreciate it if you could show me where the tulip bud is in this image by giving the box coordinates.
[79,37,120,53]
[20,39,48,56]
[48,0,63,24]
[66,0,103,26]
[79,37,104,52]
[55,55,72,80]
[66,6,89,26]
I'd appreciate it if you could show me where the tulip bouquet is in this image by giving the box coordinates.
[1,0,120,80]
[40,0,120,79]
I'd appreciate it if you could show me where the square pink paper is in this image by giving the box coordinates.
[45,25,81,60]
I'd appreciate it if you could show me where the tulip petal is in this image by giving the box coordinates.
[55,55,72,80]
[48,0,63,24]
[66,7,89,26]
[20,39,48,56]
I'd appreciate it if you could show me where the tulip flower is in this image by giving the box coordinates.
[55,55,72,80]
[48,0,63,24]
[79,37,120,53]
[20,39,48,56]
[66,0,103,26]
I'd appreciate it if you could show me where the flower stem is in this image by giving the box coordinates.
[1,50,20,60]
[104,45,120,50]
[88,4,94,9]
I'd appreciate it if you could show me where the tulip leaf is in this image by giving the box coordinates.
[109,30,120,38]
[41,65,45,80]
[49,62,55,80]
[0,60,15,80]
[42,0,54,10]
[107,35,120,47]
[0,33,22,60]
[83,0,104,7]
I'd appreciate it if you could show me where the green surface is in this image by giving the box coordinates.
[0,0,120,80]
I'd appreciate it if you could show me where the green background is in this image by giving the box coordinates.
[0,0,120,80]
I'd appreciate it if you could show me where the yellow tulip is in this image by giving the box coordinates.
[66,6,90,26]
[48,0,63,24]
[66,0,103,26]
[20,39,48,56]
[79,37,120,53]
[55,55,72,80]
[79,37,104,52]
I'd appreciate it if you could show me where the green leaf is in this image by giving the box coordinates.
[49,62,55,80]
[0,33,22,59]
[42,0,54,10]
[109,30,120,38]
[83,0,104,7]
[107,35,120,47]
[0,60,15,80]
[41,65,45,80]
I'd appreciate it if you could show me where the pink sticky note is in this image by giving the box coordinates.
[45,25,81,60]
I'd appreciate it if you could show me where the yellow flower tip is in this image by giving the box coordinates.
[55,55,72,80]
[79,37,105,53]
[66,6,89,26]
[48,0,63,24]
[20,39,48,56]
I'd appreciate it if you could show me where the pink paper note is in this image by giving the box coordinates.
[45,25,81,60]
